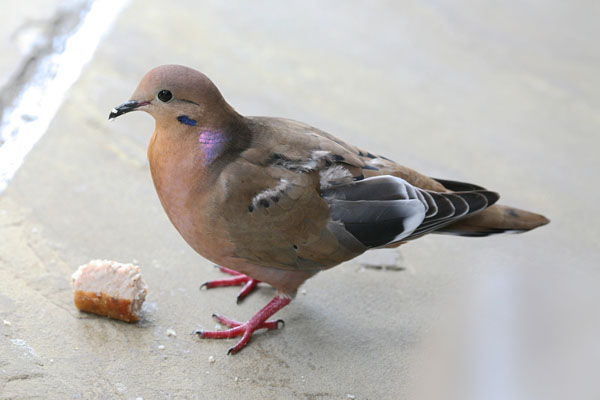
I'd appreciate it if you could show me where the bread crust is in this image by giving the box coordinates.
[73,290,141,322]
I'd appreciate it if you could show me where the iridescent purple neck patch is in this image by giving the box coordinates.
[199,131,229,165]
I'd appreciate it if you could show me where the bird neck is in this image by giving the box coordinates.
[149,112,252,181]
[197,130,231,166]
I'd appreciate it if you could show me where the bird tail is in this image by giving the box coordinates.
[435,204,550,237]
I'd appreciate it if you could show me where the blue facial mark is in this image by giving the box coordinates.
[177,115,197,126]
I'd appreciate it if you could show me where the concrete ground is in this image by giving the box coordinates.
[1,1,599,399]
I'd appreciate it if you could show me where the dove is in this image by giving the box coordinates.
[109,65,549,354]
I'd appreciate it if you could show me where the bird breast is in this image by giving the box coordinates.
[147,129,235,263]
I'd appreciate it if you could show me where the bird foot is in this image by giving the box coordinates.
[194,295,291,354]
[200,266,261,303]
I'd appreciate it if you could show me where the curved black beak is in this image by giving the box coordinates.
[108,100,148,120]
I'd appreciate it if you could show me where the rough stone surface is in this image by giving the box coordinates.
[0,0,66,89]
[1,1,599,399]
[0,0,92,104]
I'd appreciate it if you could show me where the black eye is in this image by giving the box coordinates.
[157,90,172,102]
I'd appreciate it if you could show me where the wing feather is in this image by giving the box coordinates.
[324,176,499,248]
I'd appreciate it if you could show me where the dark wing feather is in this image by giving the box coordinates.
[329,199,426,247]
[419,191,439,217]
[406,191,494,240]
[323,176,427,248]
[323,176,499,248]
[425,192,456,219]
[322,175,415,202]
[432,177,486,191]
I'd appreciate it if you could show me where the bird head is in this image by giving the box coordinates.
[109,64,237,130]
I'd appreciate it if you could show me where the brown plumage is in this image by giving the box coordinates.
[109,65,549,354]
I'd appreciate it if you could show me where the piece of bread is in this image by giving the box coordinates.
[71,260,148,322]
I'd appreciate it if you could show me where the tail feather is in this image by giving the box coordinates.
[437,204,550,237]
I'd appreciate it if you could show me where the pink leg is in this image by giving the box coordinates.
[195,295,291,355]
[200,265,261,303]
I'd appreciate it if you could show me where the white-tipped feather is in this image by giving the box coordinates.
[319,165,353,189]
[252,179,291,208]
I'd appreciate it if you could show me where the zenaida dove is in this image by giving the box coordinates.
[109,65,549,354]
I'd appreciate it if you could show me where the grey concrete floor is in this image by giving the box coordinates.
[0,0,69,89]
[0,0,93,127]
[1,1,599,399]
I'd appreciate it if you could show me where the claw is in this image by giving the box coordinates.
[201,266,261,303]
[236,278,260,303]
[196,295,291,354]
[212,313,242,328]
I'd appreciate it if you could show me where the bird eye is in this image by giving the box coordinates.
[157,89,173,102]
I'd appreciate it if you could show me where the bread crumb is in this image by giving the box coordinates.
[166,328,176,337]
[208,355,215,363]
[300,288,307,295]
[234,376,239,382]
[157,345,165,350]
[347,395,356,399]
[3,320,11,326]
[71,260,148,323]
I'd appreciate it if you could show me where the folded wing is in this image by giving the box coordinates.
[322,175,499,248]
